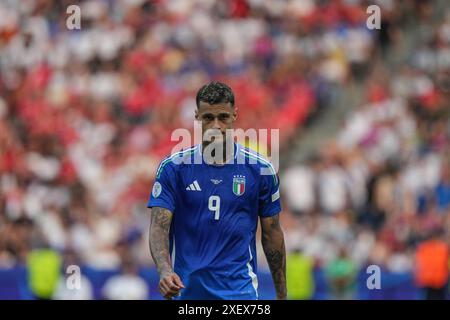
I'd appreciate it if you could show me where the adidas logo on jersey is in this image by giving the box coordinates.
[186,180,202,191]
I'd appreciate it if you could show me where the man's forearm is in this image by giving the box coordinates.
[149,207,173,277]
[261,217,287,299]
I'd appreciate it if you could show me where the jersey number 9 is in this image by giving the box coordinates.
[208,195,220,220]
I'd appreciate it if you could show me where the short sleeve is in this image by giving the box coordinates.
[147,160,177,213]
[258,169,281,217]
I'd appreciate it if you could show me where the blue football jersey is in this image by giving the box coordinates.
[147,143,281,300]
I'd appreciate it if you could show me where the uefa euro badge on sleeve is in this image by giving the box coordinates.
[152,182,162,198]
[232,175,245,196]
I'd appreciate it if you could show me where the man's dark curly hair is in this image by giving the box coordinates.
[196,81,235,108]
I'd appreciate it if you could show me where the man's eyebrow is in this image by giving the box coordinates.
[201,112,231,116]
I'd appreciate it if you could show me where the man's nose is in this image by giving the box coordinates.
[212,117,221,130]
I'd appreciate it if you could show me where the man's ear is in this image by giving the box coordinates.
[195,108,199,120]
[233,107,238,121]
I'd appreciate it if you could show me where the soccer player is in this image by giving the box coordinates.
[148,81,286,300]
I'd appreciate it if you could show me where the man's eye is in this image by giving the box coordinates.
[219,114,230,121]
[203,115,214,121]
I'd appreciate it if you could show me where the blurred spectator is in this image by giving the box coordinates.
[317,156,348,215]
[434,160,450,213]
[53,271,94,300]
[286,248,315,300]
[282,162,316,215]
[27,248,62,300]
[415,230,449,300]
[53,249,94,300]
[324,247,357,300]
[102,259,148,300]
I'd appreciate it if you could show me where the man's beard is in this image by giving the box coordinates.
[202,133,234,164]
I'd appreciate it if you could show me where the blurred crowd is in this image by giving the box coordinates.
[281,0,450,299]
[0,0,449,299]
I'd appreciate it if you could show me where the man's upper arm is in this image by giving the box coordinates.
[150,206,173,231]
[147,160,177,213]
[260,214,281,234]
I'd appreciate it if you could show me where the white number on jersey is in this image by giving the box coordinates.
[208,195,220,220]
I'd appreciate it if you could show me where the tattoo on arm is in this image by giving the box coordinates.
[149,207,173,277]
[261,214,287,299]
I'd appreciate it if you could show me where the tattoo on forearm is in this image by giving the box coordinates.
[266,249,283,271]
[261,215,287,299]
[265,246,286,298]
[149,207,173,277]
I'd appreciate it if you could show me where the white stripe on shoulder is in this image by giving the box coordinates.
[240,149,275,170]
[240,148,271,164]
[240,148,278,183]
[169,145,198,159]
[156,146,198,175]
